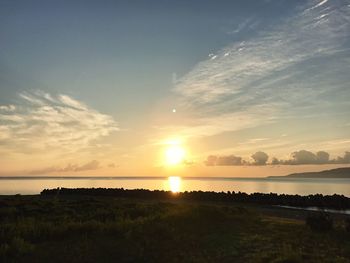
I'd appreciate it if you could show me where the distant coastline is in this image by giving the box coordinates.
[268,167,350,179]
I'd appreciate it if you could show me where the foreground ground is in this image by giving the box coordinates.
[0,194,349,262]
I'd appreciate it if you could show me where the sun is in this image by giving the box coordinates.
[165,145,185,165]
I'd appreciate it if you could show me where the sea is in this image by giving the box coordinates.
[0,176,350,197]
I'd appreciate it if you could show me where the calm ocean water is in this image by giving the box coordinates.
[0,177,350,196]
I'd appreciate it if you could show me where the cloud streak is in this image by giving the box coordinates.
[0,91,118,154]
[28,160,101,175]
[172,0,350,137]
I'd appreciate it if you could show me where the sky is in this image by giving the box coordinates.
[0,0,349,177]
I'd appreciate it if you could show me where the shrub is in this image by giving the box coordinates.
[305,213,333,232]
[345,218,350,233]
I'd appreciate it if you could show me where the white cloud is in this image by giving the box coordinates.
[0,105,16,112]
[172,0,350,138]
[0,91,118,153]
[308,0,328,11]
[19,93,45,105]
[226,17,260,35]
[59,94,88,110]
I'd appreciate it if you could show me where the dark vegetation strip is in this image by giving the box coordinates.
[41,188,350,210]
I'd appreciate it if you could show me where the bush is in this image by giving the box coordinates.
[0,237,34,262]
[305,213,333,232]
[345,218,350,233]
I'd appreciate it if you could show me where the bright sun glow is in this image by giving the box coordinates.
[165,145,185,165]
[168,176,181,193]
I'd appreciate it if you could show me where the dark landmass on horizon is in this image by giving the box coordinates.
[269,167,350,179]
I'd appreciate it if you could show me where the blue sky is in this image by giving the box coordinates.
[0,0,349,176]
[0,0,301,111]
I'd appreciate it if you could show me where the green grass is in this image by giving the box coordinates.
[0,195,349,262]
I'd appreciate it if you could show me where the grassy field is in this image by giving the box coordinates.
[0,195,349,262]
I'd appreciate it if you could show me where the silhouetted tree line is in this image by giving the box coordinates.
[40,188,350,210]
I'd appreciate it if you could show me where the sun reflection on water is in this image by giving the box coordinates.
[168,176,181,193]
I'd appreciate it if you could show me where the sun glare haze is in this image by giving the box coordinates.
[165,145,185,166]
[163,138,186,166]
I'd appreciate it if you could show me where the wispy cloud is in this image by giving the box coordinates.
[225,17,260,35]
[0,105,16,112]
[172,0,350,137]
[0,91,118,154]
[28,160,101,175]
